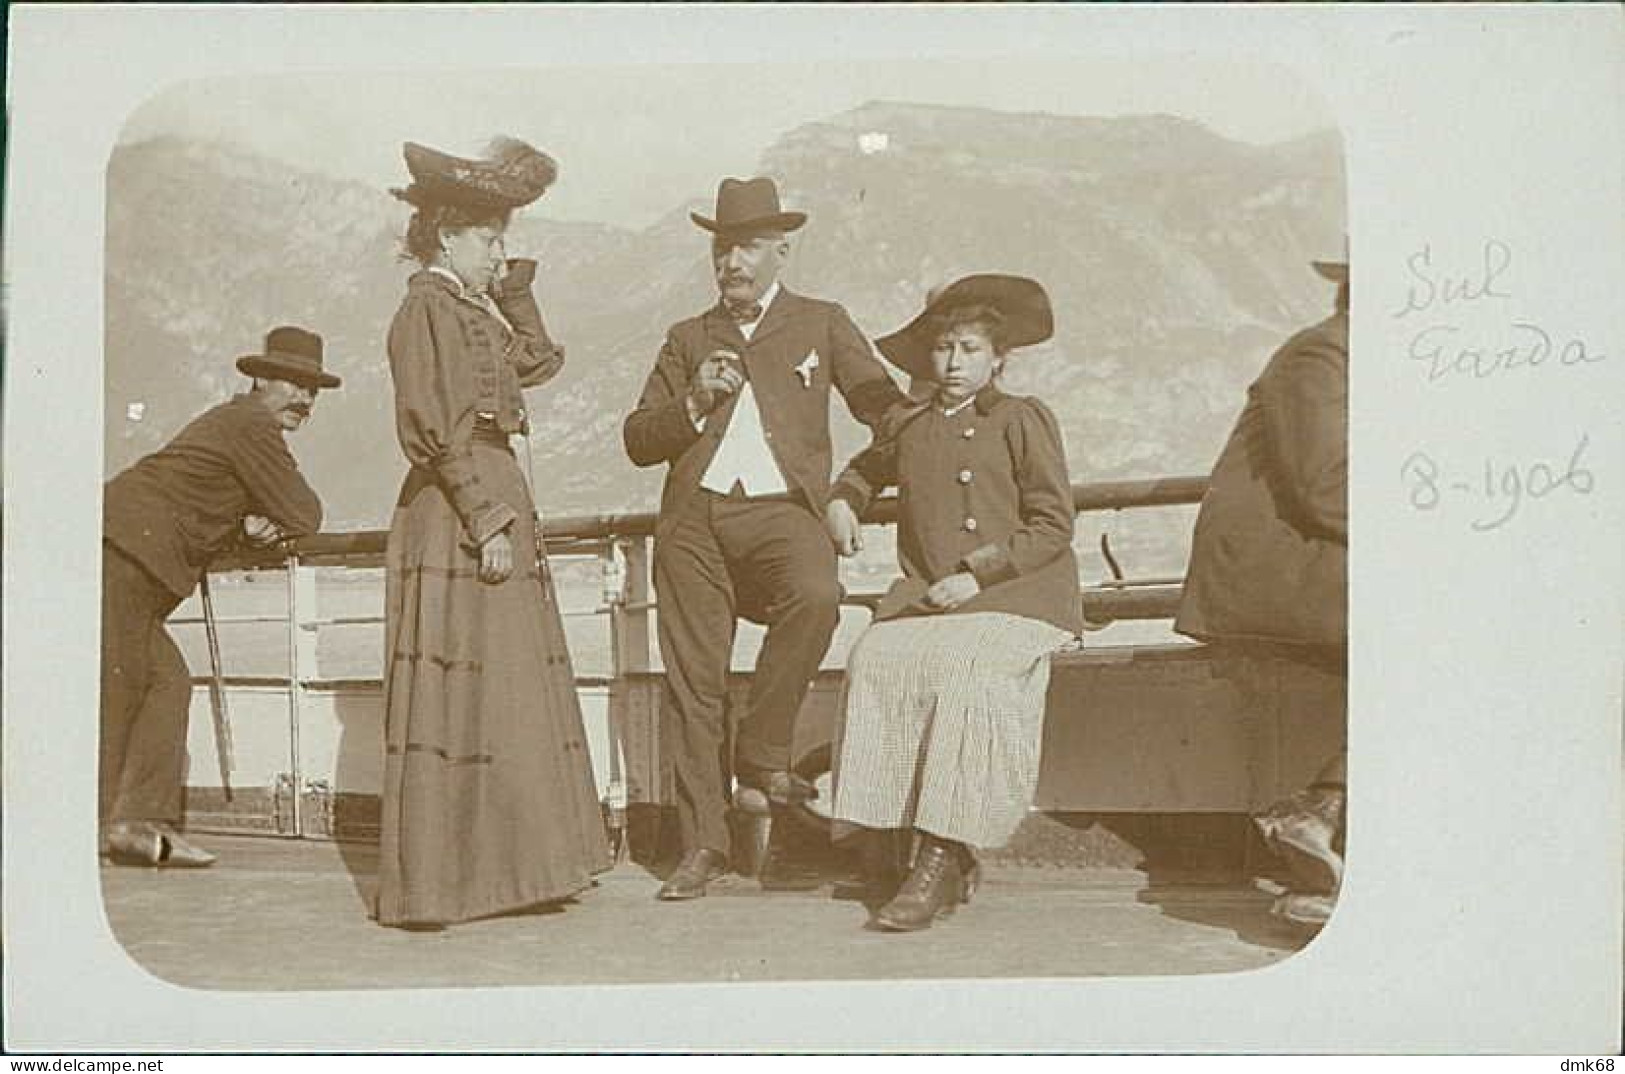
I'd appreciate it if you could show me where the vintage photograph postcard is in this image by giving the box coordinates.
[4,2,1621,1054]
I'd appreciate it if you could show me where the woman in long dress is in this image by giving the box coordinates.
[375,137,609,928]
[824,275,1082,932]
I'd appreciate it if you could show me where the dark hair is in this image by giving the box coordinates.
[927,303,1011,356]
[401,202,511,264]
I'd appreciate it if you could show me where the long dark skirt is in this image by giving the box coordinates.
[375,441,610,927]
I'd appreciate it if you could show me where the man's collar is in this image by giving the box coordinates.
[756,280,782,315]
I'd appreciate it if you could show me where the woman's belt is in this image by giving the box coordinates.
[471,414,514,447]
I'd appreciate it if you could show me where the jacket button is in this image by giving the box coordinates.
[962,427,976,439]
[957,469,973,485]
[963,517,978,532]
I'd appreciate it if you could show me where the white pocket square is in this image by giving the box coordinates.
[795,350,821,387]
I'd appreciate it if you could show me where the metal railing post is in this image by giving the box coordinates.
[284,554,318,837]
[609,537,653,676]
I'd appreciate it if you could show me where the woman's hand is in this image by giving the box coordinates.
[924,572,980,611]
[496,258,538,299]
[479,531,515,585]
[825,499,863,557]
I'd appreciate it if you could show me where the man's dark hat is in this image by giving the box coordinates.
[391,136,558,212]
[236,326,342,389]
[1313,235,1349,282]
[690,177,807,235]
[877,274,1054,379]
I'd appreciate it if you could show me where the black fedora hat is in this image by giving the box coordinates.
[690,177,807,235]
[392,136,558,213]
[236,326,342,390]
[877,274,1054,379]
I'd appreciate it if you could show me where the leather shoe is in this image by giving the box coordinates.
[658,848,728,901]
[1254,787,1344,895]
[152,823,218,868]
[104,821,217,868]
[874,835,964,932]
[857,828,913,909]
[1272,891,1335,928]
[103,821,162,866]
[736,769,818,808]
[956,844,982,905]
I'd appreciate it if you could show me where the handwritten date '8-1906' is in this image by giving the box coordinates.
[1402,434,1594,532]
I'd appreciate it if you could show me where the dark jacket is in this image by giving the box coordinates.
[831,386,1083,635]
[622,288,902,534]
[103,393,323,599]
[387,264,563,546]
[1175,311,1347,650]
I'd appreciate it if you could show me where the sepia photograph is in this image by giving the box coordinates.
[4,2,1621,1055]
[95,51,1348,988]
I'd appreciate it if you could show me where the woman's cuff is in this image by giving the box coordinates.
[960,542,1017,588]
[497,258,538,297]
[466,502,519,549]
[827,479,871,515]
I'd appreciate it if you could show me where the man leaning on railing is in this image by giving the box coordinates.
[99,326,341,868]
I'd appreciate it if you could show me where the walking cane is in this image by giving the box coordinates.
[198,572,235,802]
[518,425,554,605]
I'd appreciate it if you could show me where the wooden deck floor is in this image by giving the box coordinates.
[100,833,1316,991]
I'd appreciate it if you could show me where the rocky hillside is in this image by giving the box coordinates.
[105,101,1344,577]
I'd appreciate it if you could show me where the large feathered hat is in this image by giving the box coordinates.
[391,136,558,212]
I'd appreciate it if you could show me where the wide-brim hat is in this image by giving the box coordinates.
[690,176,807,235]
[876,274,1054,379]
[392,136,558,213]
[236,326,341,389]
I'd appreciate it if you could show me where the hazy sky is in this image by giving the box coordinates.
[119,56,1336,229]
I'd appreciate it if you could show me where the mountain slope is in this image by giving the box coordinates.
[105,105,1345,555]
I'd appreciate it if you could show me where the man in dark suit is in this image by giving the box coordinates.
[1176,254,1348,927]
[623,177,903,899]
[101,326,339,867]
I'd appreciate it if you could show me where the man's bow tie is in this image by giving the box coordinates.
[726,300,763,325]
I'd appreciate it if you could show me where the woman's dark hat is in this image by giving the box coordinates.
[236,326,342,390]
[391,136,558,212]
[690,177,807,235]
[877,274,1054,378]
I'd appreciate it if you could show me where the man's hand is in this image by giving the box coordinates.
[924,572,980,611]
[479,531,515,585]
[688,350,744,417]
[242,515,285,548]
[825,499,863,557]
